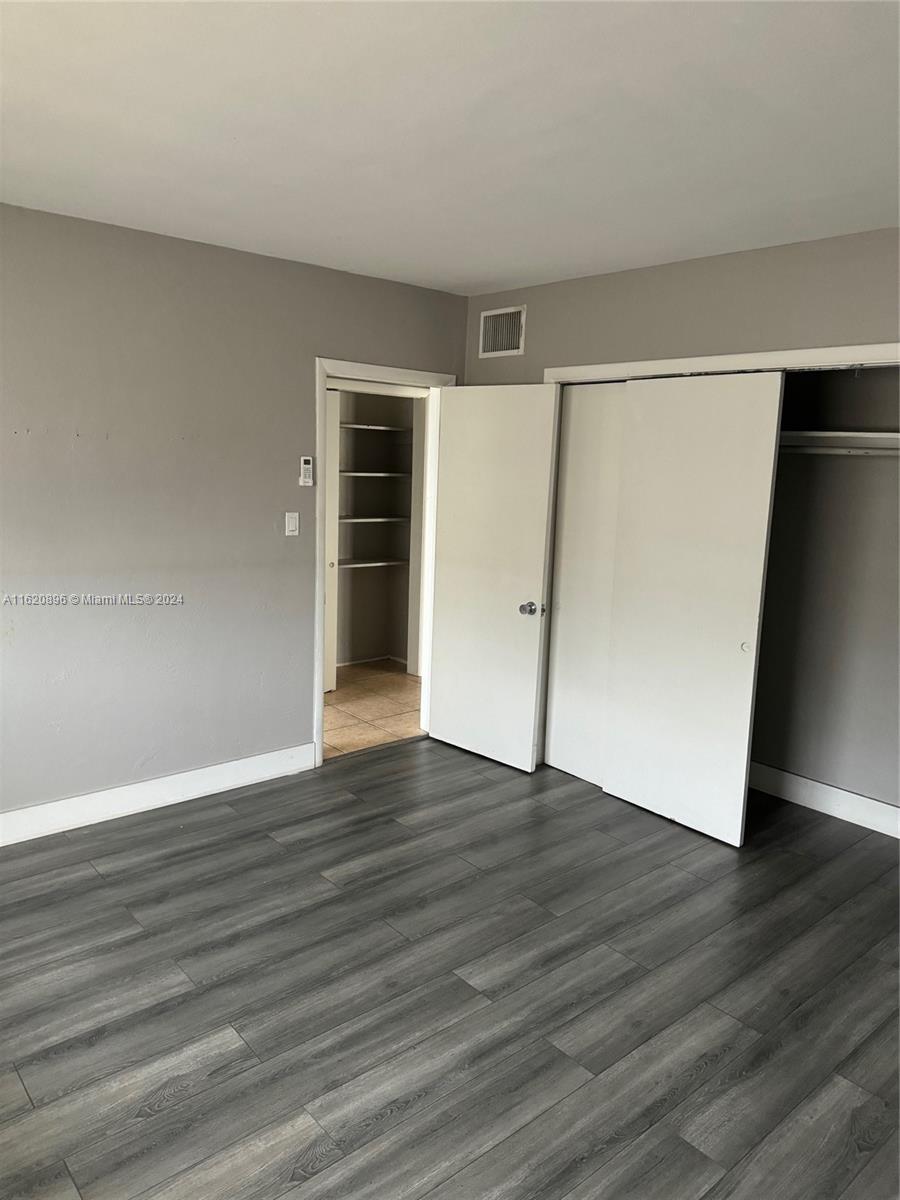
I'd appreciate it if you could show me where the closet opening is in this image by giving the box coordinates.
[322,386,427,758]
[541,354,897,843]
[752,365,900,818]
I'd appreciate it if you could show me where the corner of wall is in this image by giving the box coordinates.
[461,294,478,385]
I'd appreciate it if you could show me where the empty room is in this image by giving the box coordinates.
[1,3,898,1199]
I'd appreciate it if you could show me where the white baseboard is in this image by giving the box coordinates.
[750,762,900,839]
[0,742,317,846]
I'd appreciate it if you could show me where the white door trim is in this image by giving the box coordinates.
[314,359,456,766]
[418,386,441,735]
[318,359,456,390]
[543,343,900,385]
[324,378,431,399]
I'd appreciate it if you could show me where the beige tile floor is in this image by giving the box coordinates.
[324,659,423,758]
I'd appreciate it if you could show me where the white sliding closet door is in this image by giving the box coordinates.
[545,382,627,783]
[547,372,783,845]
[430,384,559,770]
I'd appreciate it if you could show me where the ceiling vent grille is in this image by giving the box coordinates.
[479,305,526,357]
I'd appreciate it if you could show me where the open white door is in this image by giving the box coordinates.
[547,371,783,845]
[429,384,559,770]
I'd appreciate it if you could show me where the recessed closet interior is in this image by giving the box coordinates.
[336,391,415,662]
[322,387,425,756]
[753,366,900,810]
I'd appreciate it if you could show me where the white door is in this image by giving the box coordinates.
[429,384,560,770]
[547,372,783,845]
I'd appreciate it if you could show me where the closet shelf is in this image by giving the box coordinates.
[341,423,410,432]
[339,471,411,477]
[338,558,409,569]
[338,516,409,523]
[780,430,899,456]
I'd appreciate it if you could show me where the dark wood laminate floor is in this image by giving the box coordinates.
[1,738,897,1200]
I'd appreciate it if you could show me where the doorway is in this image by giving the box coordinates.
[323,386,425,757]
[313,358,455,766]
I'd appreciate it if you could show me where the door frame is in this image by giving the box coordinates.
[314,358,456,766]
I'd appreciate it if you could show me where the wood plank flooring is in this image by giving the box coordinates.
[0,737,897,1200]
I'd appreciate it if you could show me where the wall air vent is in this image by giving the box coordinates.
[479,305,526,358]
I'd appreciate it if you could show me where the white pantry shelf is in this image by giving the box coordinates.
[338,558,409,569]
[338,516,409,524]
[341,423,409,432]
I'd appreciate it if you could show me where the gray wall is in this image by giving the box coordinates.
[465,229,900,384]
[0,204,465,812]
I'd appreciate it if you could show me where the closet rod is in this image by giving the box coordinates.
[780,447,899,456]
[779,430,899,456]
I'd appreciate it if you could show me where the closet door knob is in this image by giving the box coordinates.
[519,601,538,615]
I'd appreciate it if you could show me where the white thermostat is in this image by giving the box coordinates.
[299,456,315,486]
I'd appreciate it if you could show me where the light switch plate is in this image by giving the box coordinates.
[285,512,299,536]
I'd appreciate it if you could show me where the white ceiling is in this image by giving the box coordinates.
[2,2,897,295]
